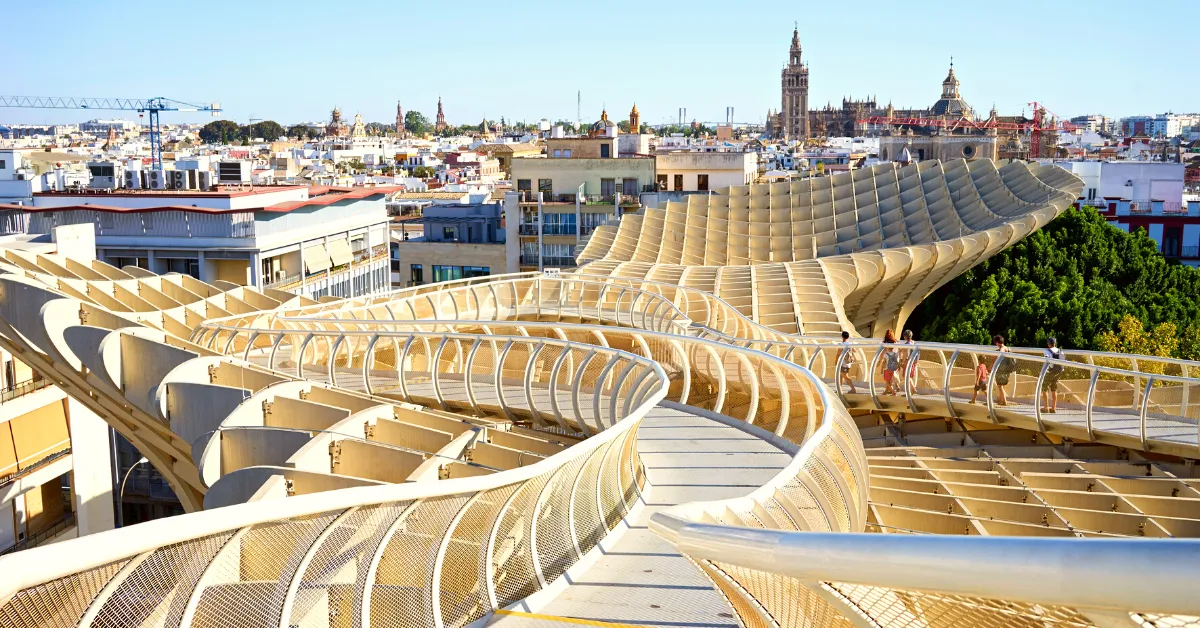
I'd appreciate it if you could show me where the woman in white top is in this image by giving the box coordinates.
[1041,336,1065,413]
[838,330,857,394]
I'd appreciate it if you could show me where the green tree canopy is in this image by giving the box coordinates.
[198,120,240,144]
[405,111,431,136]
[248,120,284,141]
[286,124,315,139]
[907,206,1200,360]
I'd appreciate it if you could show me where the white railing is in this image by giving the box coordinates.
[652,522,1200,627]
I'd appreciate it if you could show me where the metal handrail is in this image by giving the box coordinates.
[1,511,75,556]
[0,377,50,403]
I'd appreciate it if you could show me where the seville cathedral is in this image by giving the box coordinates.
[771,27,1011,161]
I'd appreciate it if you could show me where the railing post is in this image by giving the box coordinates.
[1085,369,1099,441]
[1033,359,1048,432]
[1140,376,1155,450]
[903,345,920,415]
[943,349,960,419]
[868,344,884,410]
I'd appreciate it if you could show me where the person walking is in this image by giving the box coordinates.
[882,329,900,395]
[839,330,857,394]
[992,334,1013,406]
[969,357,989,404]
[900,329,917,391]
[1041,337,1065,414]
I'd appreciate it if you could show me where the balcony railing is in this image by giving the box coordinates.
[1119,200,1198,217]
[264,273,302,290]
[27,209,257,238]
[519,223,580,236]
[0,511,75,556]
[0,211,30,236]
[1167,245,1200,259]
[541,255,577,267]
[0,377,50,403]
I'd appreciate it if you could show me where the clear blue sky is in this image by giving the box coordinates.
[4,0,1197,127]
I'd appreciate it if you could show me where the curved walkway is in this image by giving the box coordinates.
[492,407,790,627]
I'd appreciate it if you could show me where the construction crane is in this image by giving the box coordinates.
[858,105,1078,159]
[0,96,221,170]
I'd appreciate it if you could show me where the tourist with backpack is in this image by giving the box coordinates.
[1042,337,1065,414]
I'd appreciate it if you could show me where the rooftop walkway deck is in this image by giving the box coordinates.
[488,406,790,627]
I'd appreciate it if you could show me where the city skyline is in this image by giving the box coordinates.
[3,0,1198,128]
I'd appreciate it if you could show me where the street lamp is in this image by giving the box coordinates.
[117,457,148,528]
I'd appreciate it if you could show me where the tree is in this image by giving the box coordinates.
[405,111,431,136]
[198,120,240,144]
[907,206,1200,361]
[287,124,314,139]
[345,158,366,173]
[249,120,284,141]
[412,165,436,178]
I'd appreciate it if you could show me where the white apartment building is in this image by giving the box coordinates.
[0,227,115,553]
[0,185,395,300]
[653,151,757,192]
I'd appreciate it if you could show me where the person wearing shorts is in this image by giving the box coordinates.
[992,335,1011,406]
[969,359,988,404]
[839,330,857,394]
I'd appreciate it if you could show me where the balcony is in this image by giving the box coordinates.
[1165,245,1200,260]
[519,224,578,236]
[27,209,257,239]
[1118,200,1199,217]
[0,377,51,404]
[541,255,577,267]
[0,211,30,236]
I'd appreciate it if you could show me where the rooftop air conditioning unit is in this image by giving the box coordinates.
[123,170,142,190]
[217,161,252,185]
[197,171,213,191]
[147,170,167,190]
[170,169,190,190]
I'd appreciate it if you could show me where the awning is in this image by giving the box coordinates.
[303,243,332,274]
[327,239,353,266]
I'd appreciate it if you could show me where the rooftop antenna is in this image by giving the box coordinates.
[577,91,581,130]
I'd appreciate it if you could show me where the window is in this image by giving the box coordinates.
[622,179,638,196]
[538,178,553,200]
[517,179,531,192]
[433,265,462,282]
[443,227,455,240]
[463,266,490,278]
[600,144,611,158]
[600,178,616,197]
[0,160,6,169]
[673,174,684,191]
[697,174,709,191]
[656,174,668,190]
[553,149,562,158]
[410,264,423,285]
[563,149,571,158]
